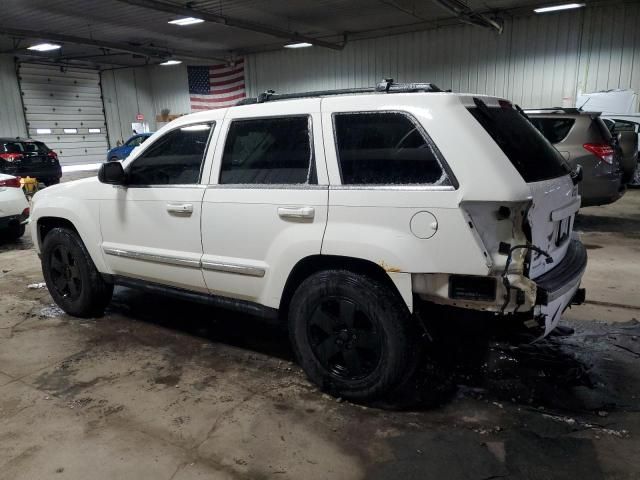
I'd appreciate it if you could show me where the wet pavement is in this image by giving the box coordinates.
[0,177,639,479]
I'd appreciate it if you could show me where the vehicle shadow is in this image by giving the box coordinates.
[575,213,640,235]
[0,234,33,252]
[107,286,294,362]
[104,286,640,413]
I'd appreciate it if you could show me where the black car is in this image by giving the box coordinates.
[0,138,62,186]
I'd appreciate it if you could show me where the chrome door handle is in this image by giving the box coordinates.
[166,203,193,215]
[278,206,315,220]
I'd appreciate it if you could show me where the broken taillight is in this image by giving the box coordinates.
[583,143,614,165]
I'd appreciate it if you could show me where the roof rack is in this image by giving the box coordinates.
[524,107,584,114]
[236,79,443,106]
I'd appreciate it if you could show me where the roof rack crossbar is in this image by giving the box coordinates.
[237,79,443,106]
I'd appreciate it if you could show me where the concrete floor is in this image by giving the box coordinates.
[1,175,639,479]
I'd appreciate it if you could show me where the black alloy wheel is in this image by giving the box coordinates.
[307,296,382,380]
[49,244,82,300]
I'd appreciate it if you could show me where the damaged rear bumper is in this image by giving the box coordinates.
[534,238,587,336]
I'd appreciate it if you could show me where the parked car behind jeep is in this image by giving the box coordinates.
[526,109,625,207]
[30,83,587,402]
[107,133,153,162]
[0,138,62,186]
[603,116,640,186]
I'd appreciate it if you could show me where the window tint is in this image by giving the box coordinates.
[1,142,47,154]
[528,117,575,144]
[613,120,638,133]
[125,136,143,147]
[220,116,313,185]
[333,112,448,185]
[2,142,24,153]
[127,123,212,185]
[468,100,570,182]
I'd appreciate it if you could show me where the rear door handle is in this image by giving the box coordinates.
[166,203,193,215]
[278,206,315,220]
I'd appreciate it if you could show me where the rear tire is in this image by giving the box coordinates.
[41,227,113,317]
[43,177,60,186]
[288,269,421,401]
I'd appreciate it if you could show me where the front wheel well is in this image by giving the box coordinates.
[37,217,79,247]
[279,255,407,316]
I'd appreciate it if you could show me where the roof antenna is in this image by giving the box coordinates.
[577,96,591,111]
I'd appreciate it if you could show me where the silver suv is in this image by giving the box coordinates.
[526,108,628,207]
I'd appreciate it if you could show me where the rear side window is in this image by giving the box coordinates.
[333,112,449,185]
[2,142,25,153]
[220,116,314,185]
[468,100,570,182]
[127,123,213,185]
[528,117,575,144]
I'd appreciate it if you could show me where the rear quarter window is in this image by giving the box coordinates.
[332,112,450,185]
[528,117,575,144]
[468,100,571,183]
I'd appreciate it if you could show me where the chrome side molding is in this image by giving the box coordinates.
[201,260,266,278]
[103,247,265,277]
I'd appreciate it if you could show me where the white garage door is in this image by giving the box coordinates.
[19,63,109,166]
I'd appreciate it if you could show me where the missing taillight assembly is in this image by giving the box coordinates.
[449,275,497,302]
[583,143,614,165]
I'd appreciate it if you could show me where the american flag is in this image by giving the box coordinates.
[188,59,246,111]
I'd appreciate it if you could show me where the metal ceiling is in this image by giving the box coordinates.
[0,0,605,68]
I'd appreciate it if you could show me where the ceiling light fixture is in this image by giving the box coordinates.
[284,42,313,49]
[534,3,585,13]
[168,17,205,26]
[160,60,182,66]
[27,43,61,52]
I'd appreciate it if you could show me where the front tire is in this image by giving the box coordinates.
[41,228,113,317]
[288,269,420,401]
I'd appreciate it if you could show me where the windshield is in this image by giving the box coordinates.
[468,99,571,182]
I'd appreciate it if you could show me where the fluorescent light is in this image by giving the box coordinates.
[168,17,204,26]
[160,60,182,66]
[27,43,61,52]
[534,3,585,13]
[284,42,313,49]
[63,128,78,134]
[36,128,52,134]
[88,128,101,133]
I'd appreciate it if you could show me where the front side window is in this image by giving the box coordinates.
[333,112,449,185]
[220,116,314,185]
[127,123,213,186]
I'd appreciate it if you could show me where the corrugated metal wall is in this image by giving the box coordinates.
[0,55,27,138]
[148,64,191,118]
[101,67,156,147]
[245,2,640,109]
[101,65,192,147]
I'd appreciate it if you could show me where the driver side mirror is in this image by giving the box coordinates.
[98,161,126,185]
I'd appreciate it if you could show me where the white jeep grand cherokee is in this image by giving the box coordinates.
[30,82,587,401]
